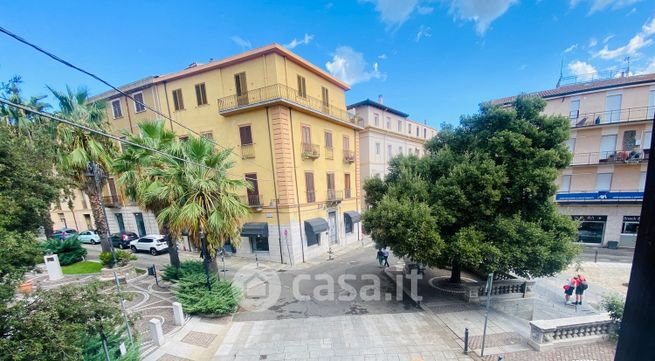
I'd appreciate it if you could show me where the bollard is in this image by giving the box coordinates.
[149,318,165,346]
[172,302,184,326]
[595,249,599,263]
[464,327,469,353]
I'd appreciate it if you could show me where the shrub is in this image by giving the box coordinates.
[602,293,625,340]
[41,236,87,266]
[162,260,204,281]
[99,250,133,268]
[174,273,240,315]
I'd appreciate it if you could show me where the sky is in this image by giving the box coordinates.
[2,0,655,129]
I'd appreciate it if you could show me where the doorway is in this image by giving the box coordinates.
[328,211,337,245]
[134,213,146,236]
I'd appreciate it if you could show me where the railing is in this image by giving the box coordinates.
[343,150,355,163]
[301,143,320,159]
[344,188,352,199]
[556,189,644,202]
[217,83,354,123]
[570,106,655,128]
[306,190,316,203]
[477,279,535,298]
[528,314,616,351]
[241,194,263,207]
[327,189,343,201]
[325,147,334,160]
[558,68,628,87]
[102,195,121,208]
[570,149,649,166]
[240,143,255,159]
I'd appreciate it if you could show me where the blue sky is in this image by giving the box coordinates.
[1,1,655,129]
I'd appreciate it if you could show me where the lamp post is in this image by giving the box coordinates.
[199,226,212,291]
[85,162,116,264]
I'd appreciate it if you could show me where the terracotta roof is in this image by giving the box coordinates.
[88,76,157,102]
[492,72,655,105]
[156,43,350,90]
[347,98,409,117]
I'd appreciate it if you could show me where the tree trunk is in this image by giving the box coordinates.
[161,224,181,268]
[43,213,54,238]
[450,261,462,283]
[208,255,219,276]
[85,180,111,253]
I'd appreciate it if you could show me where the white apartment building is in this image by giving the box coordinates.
[348,98,437,208]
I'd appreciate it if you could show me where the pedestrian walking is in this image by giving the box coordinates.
[574,274,588,305]
[382,248,390,268]
[376,249,384,267]
[563,276,575,305]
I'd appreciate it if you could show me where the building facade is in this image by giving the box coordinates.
[347,98,437,208]
[494,73,654,248]
[51,44,363,264]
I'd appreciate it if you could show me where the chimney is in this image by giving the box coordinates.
[378,94,384,104]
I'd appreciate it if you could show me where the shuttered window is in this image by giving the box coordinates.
[239,125,253,145]
[172,89,184,111]
[327,173,335,192]
[596,173,613,192]
[302,126,311,144]
[305,172,315,203]
[324,131,333,148]
[133,92,146,112]
[111,99,122,118]
[343,136,350,151]
[195,83,208,106]
[297,75,307,98]
[321,87,329,107]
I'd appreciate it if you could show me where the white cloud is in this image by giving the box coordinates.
[448,0,519,35]
[568,60,598,80]
[642,58,655,73]
[285,34,314,50]
[626,7,637,15]
[603,34,615,43]
[588,37,598,47]
[362,0,419,28]
[325,46,385,85]
[377,53,388,59]
[564,44,578,53]
[417,5,434,14]
[643,18,655,36]
[593,18,655,59]
[230,36,251,51]
[570,0,641,14]
[416,25,432,42]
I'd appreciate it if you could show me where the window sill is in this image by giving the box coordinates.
[113,116,124,120]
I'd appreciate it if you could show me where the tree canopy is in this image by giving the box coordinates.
[363,96,580,282]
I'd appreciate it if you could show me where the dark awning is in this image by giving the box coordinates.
[241,222,268,237]
[304,218,329,235]
[344,211,361,223]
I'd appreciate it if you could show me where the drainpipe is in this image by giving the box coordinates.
[289,108,306,263]
[266,107,286,264]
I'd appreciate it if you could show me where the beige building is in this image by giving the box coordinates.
[494,73,654,247]
[51,44,363,264]
[348,98,437,207]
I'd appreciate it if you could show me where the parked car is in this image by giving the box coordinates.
[53,228,78,240]
[130,235,169,256]
[78,230,101,244]
[111,231,139,249]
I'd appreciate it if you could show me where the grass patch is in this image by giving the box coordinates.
[62,261,102,274]
[135,268,146,275]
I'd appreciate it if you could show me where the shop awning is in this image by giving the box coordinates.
[241,222,268,237]
[304,218,329,235]
[344,211,361,223]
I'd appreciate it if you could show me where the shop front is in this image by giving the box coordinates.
[572,215,607,244]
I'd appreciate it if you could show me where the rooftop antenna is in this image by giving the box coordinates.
[624,56,631,76]
[556,57,564,88]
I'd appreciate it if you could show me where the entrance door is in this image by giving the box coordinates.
[235,72,248,106]
[134,213,146,236]
[328,211,337,245]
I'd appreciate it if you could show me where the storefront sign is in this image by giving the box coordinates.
[623,215,640,222]
[556,191,644,201]
[572,215,607,222]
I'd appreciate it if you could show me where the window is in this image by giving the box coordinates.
[239,125,253,145]
[559,175,571,192]
[599,135,617,160]
[640,171,647,192]
[195,83,208,106]
[134,213,146,236]
[172,89,184,110]
[84,214,92,229]
[345,173,351,199]
[375,142,381,155]
[416,127,419,137]
[250,235,269,252]
[397,120,402,132]
[201,132,213,141]
[235,72,247,96]
[297,75,307,98]
[605,93,622,123]
[343,136,350,151]
[115,213,125,232]
[324,131,333,148]
[565,138,576,153]
[133,92,146,113]
[58,213,66,227]
[245,173,260,206]
[111,99,123,118]
[621,130,636,151]
[408,124,412,134]
[138,238,153,244]
[622,221,639,235]
[644,131,652,150]
[327,173,335,199]
[424,128,427,138]
[386,117,391,129]
[648,90,655,119]
[387,144,392,157]
[569,99,580,120]
[595,173,613,192]
[374,113,380,127]
[321,87,329,109]
[305,172,315,203]
[301,125,311,144]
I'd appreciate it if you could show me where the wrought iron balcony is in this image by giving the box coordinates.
[241,194,263,207]
[240,143,255,159]
[569,106,655,128]
[343,150,355,163]
[217,83,355,124]
[556,189,643,202]
[344,188,352,199]
[301,143,320,159]
[327,189,343,201]
[102,195,122,208]
[570,149,649,166]
[325,147,334,160]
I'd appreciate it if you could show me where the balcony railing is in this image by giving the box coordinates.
[570,106,655,128]
[343,150,355,163]
[306,190,316,203]
[327,189,343,201]
[556,189,643,202]
[570,149,649,166]
[302,143,320,159]
[102,195,121,208]
[325,147,334,160]
[344,189,352,199]
[240,143,255,159]
[241,194,263,207]
[217,83,355,124]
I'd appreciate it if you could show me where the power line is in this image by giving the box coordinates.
[0,97,271,182]
[0,25,274,174]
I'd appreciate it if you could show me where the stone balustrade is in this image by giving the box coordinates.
[528,314,616,351]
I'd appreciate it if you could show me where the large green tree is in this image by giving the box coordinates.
[363,96,580,282]
[49,86,117,253]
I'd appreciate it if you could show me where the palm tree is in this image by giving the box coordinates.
[113,120,182,267]
[49,86,117,253]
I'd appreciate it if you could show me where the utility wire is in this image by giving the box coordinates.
[0,98,271,182]
[0,25,273,174]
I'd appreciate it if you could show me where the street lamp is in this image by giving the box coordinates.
[84,162,116,265]
[198,226,212,291]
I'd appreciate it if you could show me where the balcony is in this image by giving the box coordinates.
[217,83,356,125]
[102,195,122,208]
[302,143,320,159]
[570,106,654,128]
[556,190,643,203]
[241,194,263,207]
[344,188,352,199]
[570,149,649,166]
[325,147,334,160]
[343,150,355,163]
[240,143,255,159]
[327,189,343,201]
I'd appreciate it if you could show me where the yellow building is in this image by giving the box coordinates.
[494,72,654,248]
[53,44,363,264]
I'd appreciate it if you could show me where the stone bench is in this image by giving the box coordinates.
[528,314,616,351]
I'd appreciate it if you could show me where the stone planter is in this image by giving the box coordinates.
[100,263,136,282]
